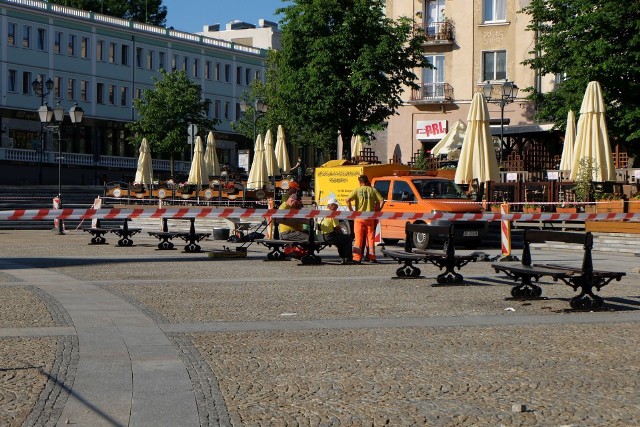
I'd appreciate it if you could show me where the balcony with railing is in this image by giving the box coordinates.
[419,20,455,45]
[409,83,454,104]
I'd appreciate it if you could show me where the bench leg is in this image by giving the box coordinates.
[565,276,605,309]
[430,260,463,285]
[158,240,174,250]
[396,261,421,278]
[184,243,201,253]
[266,248,287,261]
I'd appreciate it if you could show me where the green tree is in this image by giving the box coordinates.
[127,70,217,176]
[521,0,640,152]
[48,0,167,26]
[258,0,428,159]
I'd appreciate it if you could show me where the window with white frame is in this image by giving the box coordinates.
[23,25,31,48]
[8,70,17,92]
[423,55,445,98]
[425,0,446,36]
[37,28,47,51]
[483,0,506,23]
[482,50,506,81]
[7,23,16,46]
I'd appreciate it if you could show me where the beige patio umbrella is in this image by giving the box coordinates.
[352,135,365,160]
[187,136,208,185]
[569,81,616,181]
[204,131,220,177]
[134,138,154,184]
[454,92,500,184]
[275,125,291,174]
[431,119,466,158]
[263,128,278,177]
[559,110,576,172]
[246,134,268,189]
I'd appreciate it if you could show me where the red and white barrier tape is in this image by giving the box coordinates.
[1,207,640,222]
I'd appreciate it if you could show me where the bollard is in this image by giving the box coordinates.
[266,198,274,239]
[500,202,518,261]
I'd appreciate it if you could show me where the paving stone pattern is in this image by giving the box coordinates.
[0,230,639,426]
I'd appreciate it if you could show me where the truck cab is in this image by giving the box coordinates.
[371,174,487,249]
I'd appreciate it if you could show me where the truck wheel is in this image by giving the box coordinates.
[339,220,352,237]
[413,231,431,250]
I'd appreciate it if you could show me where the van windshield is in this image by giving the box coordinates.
[413,179,467,199]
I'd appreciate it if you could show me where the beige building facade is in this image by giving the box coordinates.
[376,0,556,165]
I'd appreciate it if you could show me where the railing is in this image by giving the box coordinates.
[418,20,454,44]
[410,83,453,103]
[0,148,190,172]
[2,0,265,56]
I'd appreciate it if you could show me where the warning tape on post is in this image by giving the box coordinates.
[1,207,640,223]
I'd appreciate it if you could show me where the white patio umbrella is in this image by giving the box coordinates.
[275,125,291,174]
[559,110,576,172]
[454,92,500,184]
[134,137,154,185]
[187,136,208,185]
[204,131,220,177]
[246,134,268,189]
[431,120,466,158]
[352,135,365,160]
[569,81,616,181]
[263,128,278,177]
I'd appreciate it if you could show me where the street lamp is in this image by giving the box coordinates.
[483,79,518,165]
[38,101,84,234]
[239,99,267,143]
[32,77,54,184]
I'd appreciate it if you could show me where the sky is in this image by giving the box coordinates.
[162,0,292,33]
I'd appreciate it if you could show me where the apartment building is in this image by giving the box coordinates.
[0,0,266,185]
[377,0,556,165]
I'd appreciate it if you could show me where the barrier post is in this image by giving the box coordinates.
[500,202,518,261]
[266,198,274,238]
[53,197,65,235]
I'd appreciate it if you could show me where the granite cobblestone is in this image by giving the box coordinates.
[0,230,639,426]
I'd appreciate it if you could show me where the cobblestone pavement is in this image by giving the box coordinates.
[0,230,639,426]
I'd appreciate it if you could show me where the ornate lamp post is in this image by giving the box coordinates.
[38,101,84,234]
[32,77,54,184]
[239,99,267,143]
[483,79,518,165]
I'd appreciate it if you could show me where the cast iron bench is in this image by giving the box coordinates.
[148,218,210,252]
[382,222,479,283]
[82,218,113,245]
[492,229,625,309]
[109,218,141,246]
[255,218,328,265]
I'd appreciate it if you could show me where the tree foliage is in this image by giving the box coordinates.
[127,70,217,175]
[521,0,640,150]
[48,0,167,26]
[257,0,429,159]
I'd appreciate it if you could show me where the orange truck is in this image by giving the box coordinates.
[314,161,486,249]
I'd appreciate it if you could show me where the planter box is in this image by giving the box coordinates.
[596,200,625,213]
[523,207,542,213]
[555,207,578,213]
[436,169,456,180]
[627,201,640,213]
[584,204,597,214]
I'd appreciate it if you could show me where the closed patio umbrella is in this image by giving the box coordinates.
[134,137,154,185]
[187,136,208,185]
[559,110,576,173]
[204,131,220,177]
[352,135,365,161]
[246,134,268,189]
[454,92,500,184]
[431,119,466,158]
[275,125,291,174]
[569,81,616,182]
[263,128,278,177]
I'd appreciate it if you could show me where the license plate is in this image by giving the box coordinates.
[463,230,479,237]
